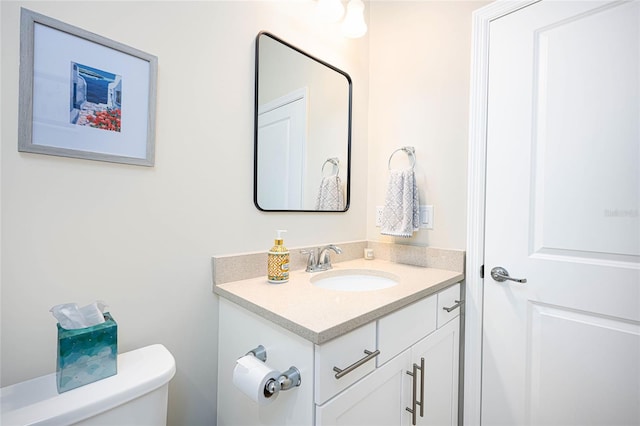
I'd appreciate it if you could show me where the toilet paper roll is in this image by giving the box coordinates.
[232,355,280,405]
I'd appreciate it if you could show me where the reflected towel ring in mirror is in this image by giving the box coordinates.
[322,157,340,177]
[388,146,416,170]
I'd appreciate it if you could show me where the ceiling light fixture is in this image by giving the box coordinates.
[341,0,367,38]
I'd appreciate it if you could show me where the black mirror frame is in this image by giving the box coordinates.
[253,31,352,212]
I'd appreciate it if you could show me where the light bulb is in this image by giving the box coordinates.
[316,0,345,23]
[341,0,367,38]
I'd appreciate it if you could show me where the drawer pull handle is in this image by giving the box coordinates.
[442,300,464,313]
[333,349,380,379]
[405,357,425,425]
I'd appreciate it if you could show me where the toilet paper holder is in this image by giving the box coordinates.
[246,345,301,396]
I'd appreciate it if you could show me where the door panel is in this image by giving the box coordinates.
[257,96,306,210]
[531,1,639,259]
[482,1,640,425]
[528,303,640,426]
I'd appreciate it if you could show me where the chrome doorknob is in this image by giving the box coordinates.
[490,267,527,284]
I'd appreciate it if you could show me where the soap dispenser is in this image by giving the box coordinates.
[268,230,289,283]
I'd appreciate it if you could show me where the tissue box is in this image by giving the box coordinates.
[56,312,117,393]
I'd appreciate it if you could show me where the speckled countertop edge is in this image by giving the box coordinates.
[214,258,464,344]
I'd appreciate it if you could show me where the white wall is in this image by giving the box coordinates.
[367,1,488,249]
[0,2,368,425]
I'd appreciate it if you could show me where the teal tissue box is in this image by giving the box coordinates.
[56,312,117,393]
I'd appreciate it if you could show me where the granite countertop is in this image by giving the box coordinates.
[214,258,464,344]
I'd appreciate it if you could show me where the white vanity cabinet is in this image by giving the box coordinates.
[316,283,461,426]
[217,283,461,426]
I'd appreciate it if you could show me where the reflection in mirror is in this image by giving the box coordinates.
[254,32,352,212]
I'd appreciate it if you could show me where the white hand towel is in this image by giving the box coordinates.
[381,169,419,237]
[316,176,345,210]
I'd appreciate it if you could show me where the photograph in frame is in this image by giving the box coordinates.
[18,8,158,166]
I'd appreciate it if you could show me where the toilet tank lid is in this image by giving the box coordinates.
[0,344,176,426]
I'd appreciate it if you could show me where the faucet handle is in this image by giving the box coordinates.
[300,249,317,270]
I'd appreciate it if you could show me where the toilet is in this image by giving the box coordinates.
[0,344,176,425]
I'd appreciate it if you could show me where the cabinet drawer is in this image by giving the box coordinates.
[315,322,377,405]
[315,348,412,426]
[437,283,461,328]
[377,295,437,365]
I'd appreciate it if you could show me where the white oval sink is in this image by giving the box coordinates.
[310,269,399,292]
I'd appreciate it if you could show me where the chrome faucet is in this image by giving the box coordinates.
[301,244,342,272]
[318,245,342,268]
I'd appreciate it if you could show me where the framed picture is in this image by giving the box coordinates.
[18,8,158,166]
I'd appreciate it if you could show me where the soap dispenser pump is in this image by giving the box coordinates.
[268,230,289,284]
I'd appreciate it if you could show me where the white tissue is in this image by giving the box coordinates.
[50,301,108,329]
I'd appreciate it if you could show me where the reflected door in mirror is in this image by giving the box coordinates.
[257,90,307,210]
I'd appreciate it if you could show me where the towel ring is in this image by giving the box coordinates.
[388,146,416,170]
[322,157,340,177]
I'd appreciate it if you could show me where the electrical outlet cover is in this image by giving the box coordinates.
[376,206,384,227]
[419,205,434,229]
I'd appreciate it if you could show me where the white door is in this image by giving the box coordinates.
[482,1,640,425]
[257,91,307,210]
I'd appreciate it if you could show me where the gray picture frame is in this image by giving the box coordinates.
[18,8,158,166]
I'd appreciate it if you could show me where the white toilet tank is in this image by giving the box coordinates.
[0,344,176,426]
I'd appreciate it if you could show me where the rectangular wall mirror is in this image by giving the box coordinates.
[254,32,352,212]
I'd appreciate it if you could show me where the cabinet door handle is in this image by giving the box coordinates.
[442,300,464,313]
[333,349,380,379]
[405,357,424,425]
[418,357,425,418]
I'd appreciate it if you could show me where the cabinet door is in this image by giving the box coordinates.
[411,316,460,426]
[316,349,412,426]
